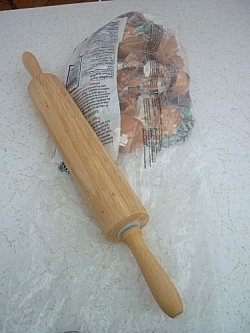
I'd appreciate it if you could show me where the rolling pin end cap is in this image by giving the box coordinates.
[116,221,140,239]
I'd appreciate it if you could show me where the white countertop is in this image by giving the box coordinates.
[1,1,249,332]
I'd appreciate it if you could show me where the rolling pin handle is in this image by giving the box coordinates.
[22,52,183,318]
[121,227,183,318]
[22,52,43,78]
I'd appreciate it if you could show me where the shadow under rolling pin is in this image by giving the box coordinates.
[22,51,183,318]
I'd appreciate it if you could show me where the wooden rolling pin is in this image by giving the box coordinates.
[22,52,183,318]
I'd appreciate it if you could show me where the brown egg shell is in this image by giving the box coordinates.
[117,69,134,90]
[119,92,137,116]
[118,38,145,60]
[119,115,144,153]
[171,55,185,70]
[118,21,150,59]
[170,71,190,97]
[125,53,143,69]
[154,105,182,135]
[157,34,178,59]
[122,23,138,40]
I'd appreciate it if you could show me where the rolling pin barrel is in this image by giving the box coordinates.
[22,52,149,242]
[22,52,183,318]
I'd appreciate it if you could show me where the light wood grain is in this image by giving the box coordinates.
[22,52,148,242]
[122,227,183,317]
[22,52,183,317]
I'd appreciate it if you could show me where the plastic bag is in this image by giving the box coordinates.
[3,127,222,332]
[64,12,194,166]
[3,12,222,333]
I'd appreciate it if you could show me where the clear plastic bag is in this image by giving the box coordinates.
[64,12,194,167]
[3,127,222,332]
[3,12,222,333]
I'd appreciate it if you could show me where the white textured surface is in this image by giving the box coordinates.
[0,0,249,332]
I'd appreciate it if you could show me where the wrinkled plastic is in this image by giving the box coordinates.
[3,126,222,332]
[4,12,222,333]
[117,12,194,163]
[64,12,194,166]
